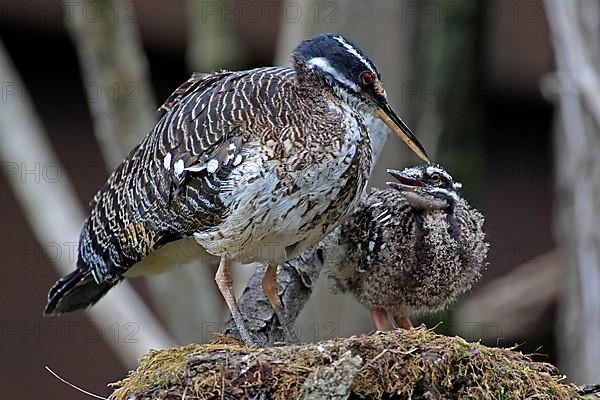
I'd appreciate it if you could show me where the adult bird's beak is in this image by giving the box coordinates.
[375,101,429,162]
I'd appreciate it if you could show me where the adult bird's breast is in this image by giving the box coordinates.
[193,110,372,265]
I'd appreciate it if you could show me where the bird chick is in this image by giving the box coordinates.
[325,164,488,330]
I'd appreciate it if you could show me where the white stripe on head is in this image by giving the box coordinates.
[307,57,359,91]
[430,187,461,203]
[334,36,375,73]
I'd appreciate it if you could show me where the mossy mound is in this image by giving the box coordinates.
[110,327,587,400]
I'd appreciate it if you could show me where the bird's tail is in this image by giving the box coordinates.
[44,267,119,316]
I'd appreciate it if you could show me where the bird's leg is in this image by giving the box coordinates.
[215,257,255,346]
[262,263,299,344]
[370,307,389,331]
[393,315,413,329]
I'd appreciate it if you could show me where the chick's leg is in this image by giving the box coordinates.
[393,315,413,329]
[370,307,389,331]
[215,257,254,345]
[262,263,299,344]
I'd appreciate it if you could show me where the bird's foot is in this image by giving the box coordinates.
[215,257,255,346]
[262,263,300,344]
[229,308,256,346]
[273,303,299,345]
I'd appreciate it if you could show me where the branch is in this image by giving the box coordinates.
[544,0,600,383]
[0,39,175,367]
[224,250,321,345]
[544,0,600,128]
[186,0,248,71]
[65,0,156,165]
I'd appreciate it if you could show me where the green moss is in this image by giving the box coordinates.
[110,328,586,400]
[110,337,258,398]
[493,384,506,398]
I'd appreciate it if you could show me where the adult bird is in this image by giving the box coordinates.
[326,164,488,330]
[44,33,429,345]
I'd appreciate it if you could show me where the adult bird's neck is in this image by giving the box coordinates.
[291,54,328,91]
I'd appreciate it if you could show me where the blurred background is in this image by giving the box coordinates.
[1,0,599,398]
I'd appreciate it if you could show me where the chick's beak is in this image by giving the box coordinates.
[376,102,429,162]
[386,168,426,192]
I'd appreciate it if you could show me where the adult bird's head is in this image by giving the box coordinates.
[293,33,429,162]
[386,164,462,210]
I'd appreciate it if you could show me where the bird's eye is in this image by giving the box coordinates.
[359,71,374,86]
[429,173,441,184]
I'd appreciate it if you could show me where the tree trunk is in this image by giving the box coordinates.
[65,0,156,165]
[544,0,600,384]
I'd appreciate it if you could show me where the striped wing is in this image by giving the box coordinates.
[81,67,297,282]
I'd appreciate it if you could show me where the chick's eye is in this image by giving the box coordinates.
[429,173,441,184]
[359,71,374,86]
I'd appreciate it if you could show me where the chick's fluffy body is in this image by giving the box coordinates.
[326,188,488,317]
